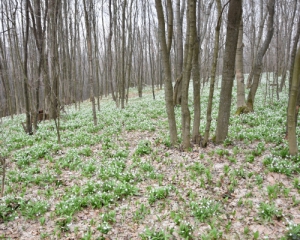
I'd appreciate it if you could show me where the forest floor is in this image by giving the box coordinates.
[0,85,300,240]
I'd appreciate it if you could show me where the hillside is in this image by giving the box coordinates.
[0,85,300,240]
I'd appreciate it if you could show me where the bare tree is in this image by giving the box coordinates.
[285,11,300,138]
[246,0,267,88]
[0,38,13,119]
[120,0,127,109]
[155,0,177,145]
[108,0,116,102]
[246,0,275,112]
[180,0,197,149]
[48,0,61,143]
[235,18,246,112]
[215,0,242,143]
[23,0,33,135]
[29,0,48,130]
[191,0,214,145]
[83,0,97,125]
[173,0,185,106]
[287,48,300,155]
[279,0,298,92]
[202,0,222,147]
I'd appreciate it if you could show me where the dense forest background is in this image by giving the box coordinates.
[0,0,299,150]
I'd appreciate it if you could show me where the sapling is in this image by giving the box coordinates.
[0,156,6,197]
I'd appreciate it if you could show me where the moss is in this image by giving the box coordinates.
[235,106,251,115]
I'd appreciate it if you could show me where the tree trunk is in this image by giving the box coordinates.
[108,0,116,102]
[202,0,222,148]
[285,12,300,138]
[192,38,200,144]
[215,0,242,143]
[23,0,33,135]
[246,0,275,112]
[173,0,185,106]
[279,0,297,92]
[49,0,61,143]
[30,0,48,131]
[155,0,178,145]
[236,18,246,110]
[181,0,196,150]
[246,0,266,88]
[0,39,13,119]
[287,48,300,155]
[83,0,97,126]
[120,0,127,109]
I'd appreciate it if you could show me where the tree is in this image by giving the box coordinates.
[235,18,246,112]
[29,0,48,130]
[173,0,185,106]
[246,0,267,88]
[202,0,222,147]
[107,0,116,103]
[180,0,197,149]
[23,0,33,135]
[83,0,97,126]
[192,0,214,145]
[49,0,61,142]
[246,0,275,112]
[0,38,13,119]
[120,0,127,109]
[287,48,300,155]
[279,0,298,92]
[155,0,177,145]
[285,13,300,138]
[215,0,242,143]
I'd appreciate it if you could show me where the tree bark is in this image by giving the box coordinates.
[202,0,222,148]
[181,0,197,149]
[29,0,48,131]
[83,0,97,126]
[287,48,300,155]
[285,12,300,138]
[279,0,298,92]
[246,0,266,88]
[173,0,185,106]
[108,0,116,102]
[155,0,177,145]
[236,18,246,110]
[120,0,127,109]
[191,38,200,144]
[23,0,33,135]
[246,0,275,112]
[215,0,242,143]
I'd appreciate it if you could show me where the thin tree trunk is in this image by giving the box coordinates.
[236,18,246,110]
[285,14,300,138]
[155,0,178,145]
[0,39,13,119]
[192,38,200,144]
[246,0,266,88]
[83,0,97,126]
[23,0,32,135]
[215,0,242,143]
[181,0,197,149]
[173,0,185,106]
[192,0,214,144]
[49,0,61,143]
[280,0,297,92]
[246,0,275,112]
[202,0,222,147]
[287,48,300,155]
[108,0,116,102]
[120,0,127,108]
